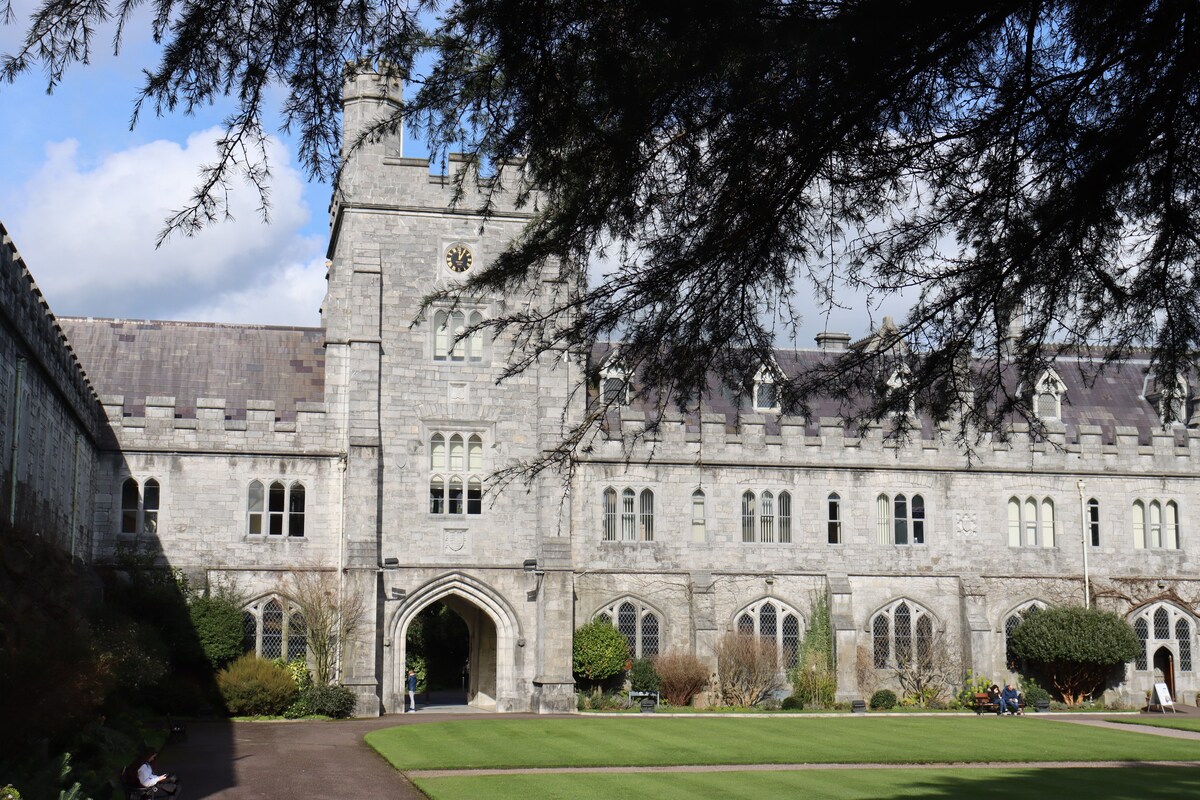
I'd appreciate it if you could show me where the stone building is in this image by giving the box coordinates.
[6,72,1199,714]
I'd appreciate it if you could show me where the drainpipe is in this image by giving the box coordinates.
[335,452,348,683]
[1078,479,1090,609]
[9,357,25,526]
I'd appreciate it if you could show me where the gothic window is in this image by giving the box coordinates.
[752,364,780,412]
[119,476,162,535]
[885,366,916,416]
[732,598,803,670]
[1032,369,1065,420]
[691,489,706,542]
[243,596,307,660]
[741,490,793,544]
[433,309,487,362]
[878,493,926,545]
[595,598,663,658]
[827,492,842,544]
[1149,374,1190,427]
[429,430,485,516]
[1130,603,1195,674]
[1088,498,1101,547]
[1132,499,1180,549]
[1007,496,1055,547]
[247,480,306,537]
[601,486,653,541]
[1003,601,1047,668]
[869,599,935,669]
[600,357,631,406]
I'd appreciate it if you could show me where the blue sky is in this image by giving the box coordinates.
[1,4,907,341]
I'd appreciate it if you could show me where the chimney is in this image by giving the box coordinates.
[815,332,851,352]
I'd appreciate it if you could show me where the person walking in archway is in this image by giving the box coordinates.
[407,669,418,712]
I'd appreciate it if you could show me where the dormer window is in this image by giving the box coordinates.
[753,364,780,412]
[885,364,915,416]
[1032,368,1065,420]
[599,355,631,406]
[1144,373,1189,427]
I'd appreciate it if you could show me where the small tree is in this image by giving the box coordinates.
[189,593,245,670]
[891,631,962,707]
[1008,605,1141,705]
[572,621,629,685]
[715,632,786,707]
[281,569,366,686]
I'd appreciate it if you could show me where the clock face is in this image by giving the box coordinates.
[445,245,473,273]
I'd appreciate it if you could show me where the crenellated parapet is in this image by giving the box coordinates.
[100,394,334,454]
[592,410,1200,473]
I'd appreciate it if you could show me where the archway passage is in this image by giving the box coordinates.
[1153,646,1176,702]
[402,597,500,710]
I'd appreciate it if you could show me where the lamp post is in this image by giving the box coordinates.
[1077,479,1090,609]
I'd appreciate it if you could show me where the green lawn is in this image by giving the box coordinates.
[1107,716,1200,733]
[365,717,1200,771]
[413,767,1200,800]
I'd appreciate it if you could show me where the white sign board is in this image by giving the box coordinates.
[1153,682,1176,712]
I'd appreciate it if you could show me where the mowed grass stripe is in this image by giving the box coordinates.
[1106,716,1200,733]
[412,765,1200,800]
[365,717,1200,771]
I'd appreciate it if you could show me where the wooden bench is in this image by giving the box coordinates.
[972,692,1025,715]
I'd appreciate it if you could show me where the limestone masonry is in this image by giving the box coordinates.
[4,71,1198,714]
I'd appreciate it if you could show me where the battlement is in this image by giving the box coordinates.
[593,411,1200,472]
[100,394,334,453]
[0,221,106,441]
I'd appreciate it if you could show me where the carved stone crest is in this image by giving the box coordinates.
[954,512,979,537]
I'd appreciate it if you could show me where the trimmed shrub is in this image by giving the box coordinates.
[629,657,660,693]
[869,689,897,709]
[217,654,298,716]
[304,683,358,718]
[189,594,245,670]
[1008,605,1140,704]
[781,695,804,710]
[572,621,629,683]
[653,652,710,707]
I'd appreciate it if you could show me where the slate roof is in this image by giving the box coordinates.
[592,343,1185,444]
[57,318,325,421]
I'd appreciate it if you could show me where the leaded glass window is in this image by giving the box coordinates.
[870,599,936,670]
[894,602,912,666]
[1130,602,1195,674]
[1134,618,1149,670]
[873,615,889,668]
[262,599,284,659]
[916,614,933,669]
[737,614,754,635]
[760,603,777,640]
[243,611,256,653]
[732,599,803,671]
[1178,619,1193,672]
[595,598,663,658]
[781,614,799,668]
[287,612,307,660]
[243,596,307,662]
[1155,607,1171,640]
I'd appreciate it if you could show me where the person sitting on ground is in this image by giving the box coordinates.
[999,683,1021,716]
[129,747,180,795]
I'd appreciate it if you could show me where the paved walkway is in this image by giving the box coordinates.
[163,709,1200,798]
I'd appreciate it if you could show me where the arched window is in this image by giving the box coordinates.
[827,493,842,544]
[1032,369,1065,420]
[120,476,163,535]
[879,493,926,545]
[599,355,631,406]
[247,480,265,534]
[1087,498,1101,547]
[1007,496,1055,547]
[869,599,936,669]
[621,489,636,541]
[1129,603,1195,674]
[595,598,663,658]
[268,481,286,535]
[741,490,793,544]
[1133,498,1181,549]
[288,482,305,537]
[467,311,485,362]
[429,431,485,516]
[603,488,617,541]
[433,311,449,361]
[1003,601,1047,668]
[450,311,466,361]
[639,489,654,541]
[752,363,780,412]
[243,596,307,661]
[691,489,706,542]
[732,599,803,670]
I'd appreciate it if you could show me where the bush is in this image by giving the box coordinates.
[572,621,629,684]
[781,695,804,710]
[791,592,836,708]
[654,652,710,706]
[189,594,245,670]
[629,657,660,693]
[1008,605,1141,704]
[294,683,357,718]
[869,689,897,709]
[1019,675,1051,706]
[217,654,298,716]
[956,669,994,708]
[715,632,786,707]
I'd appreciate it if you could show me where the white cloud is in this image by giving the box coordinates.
[176,255,327,327]
[9,127,324,325]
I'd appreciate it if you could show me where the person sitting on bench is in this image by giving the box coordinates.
[999,683,1021,716]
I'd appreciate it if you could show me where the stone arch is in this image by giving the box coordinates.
[862,597,942,632]
[729,595,806,670]
[384,572,523,713]
[590,595,666,659]
[996,598,1049,633]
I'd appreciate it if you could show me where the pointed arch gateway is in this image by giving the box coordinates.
[385,572,523,713]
